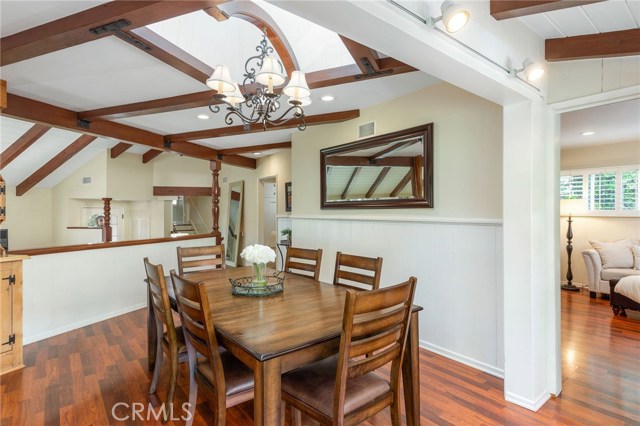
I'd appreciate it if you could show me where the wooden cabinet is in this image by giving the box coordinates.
[0,255,28,375]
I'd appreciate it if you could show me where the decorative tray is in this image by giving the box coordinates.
[229,273,285,297]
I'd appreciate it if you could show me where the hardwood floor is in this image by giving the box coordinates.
[1,289,638,425]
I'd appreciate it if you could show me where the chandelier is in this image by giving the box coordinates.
[207,30,311,131]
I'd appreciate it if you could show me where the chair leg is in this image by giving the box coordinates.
[185,344,198,426]
[280,401,286,426]
[390,392,402,426]
[291,406,302,426]
[164,348,179,423]
[149,323,164,394]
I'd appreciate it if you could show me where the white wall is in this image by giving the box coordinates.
[0,186,53,250]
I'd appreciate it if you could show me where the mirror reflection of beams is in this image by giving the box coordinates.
[321,124,433,209]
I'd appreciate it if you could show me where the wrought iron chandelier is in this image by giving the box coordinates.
[207,30,311,131]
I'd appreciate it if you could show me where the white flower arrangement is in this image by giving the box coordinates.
[240,244,276,265]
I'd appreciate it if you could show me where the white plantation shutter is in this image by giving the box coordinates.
[560,175,583,199]
[588,172,616,211]
[621,169,639,210]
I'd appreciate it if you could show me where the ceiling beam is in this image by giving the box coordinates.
[325,156,414,167]
[368,139,418,161]
[341,167,361,199]
[0,80,6,110]
[78,60,416,121]
[546,28,640,61]
[339,36,380,74]
[1,1,219,67]
[110,142,133,159]
[142,149,163,164]
[167,110,360,142]
[217,154,256,169]
[16,135,96,196]
[490,0,604,20]
[218,141,291,155]
[203,6,229,21]
[365,167,391,199]
[153,186,212,196]
[390,169,412,197]
[0,124,50,168]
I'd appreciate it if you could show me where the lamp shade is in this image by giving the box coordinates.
[206,65,235,93]
[255,56,286,87]
[283,71,311,100]
[522,58,545,82]
[441,0,469,33]
[225,82,245,107]
[560,198,584,217]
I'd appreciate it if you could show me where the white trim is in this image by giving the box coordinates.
[550,85,640,113]
[505,391,551,412]
[420,340,504,379]
[290,215,503,226]
[24,302,146,345]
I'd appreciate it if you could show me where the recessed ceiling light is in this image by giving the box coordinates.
[321,95,335,102]
[581,131,595,136]
[253,152,262,156]
[197,114,210,120]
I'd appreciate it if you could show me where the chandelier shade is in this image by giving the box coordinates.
[255,56,286,88]
[283,71,311,100]
[206,65,235,93]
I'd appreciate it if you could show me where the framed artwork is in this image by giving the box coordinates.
[285,182,292,212]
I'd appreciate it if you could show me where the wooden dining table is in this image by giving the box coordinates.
[147,266,422,426]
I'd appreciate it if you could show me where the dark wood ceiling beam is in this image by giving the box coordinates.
[325,156,414,167]
[203,6,229,21]
[142,149,163,164]
[0,80,6,110]
[153,186,212,196]
[490,0,604,20]
[341,167,361,199]
[368,140,418,161]
[0,124,50,168]
[125,27,213,83]
[546,28,640,61]
[167,110,360,142]
[16,135,96,196]
[339,36,380,73]
[110,142,133,159]
[365,167,391,198]
[390,170,412,197]
[217,154,256,169]
[218,141,291,155]
[1,1,219,67]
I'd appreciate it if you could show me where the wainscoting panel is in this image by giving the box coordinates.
[291,216,505,376]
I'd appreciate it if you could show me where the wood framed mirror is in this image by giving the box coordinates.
[225,181,244,266]
[320,124,433,209]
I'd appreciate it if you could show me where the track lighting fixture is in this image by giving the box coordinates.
[426,0,469,33]
[510,58,546,82]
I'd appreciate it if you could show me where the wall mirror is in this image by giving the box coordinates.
[320,123,433,209]
[225,181,244,266]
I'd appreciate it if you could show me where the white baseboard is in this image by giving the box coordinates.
[420,340,504,378]
[505,390,551,412]
[24,302,146,345]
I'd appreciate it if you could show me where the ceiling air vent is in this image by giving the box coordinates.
[358,121,375,139]
[82,177,92,185]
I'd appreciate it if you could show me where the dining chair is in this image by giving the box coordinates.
[143,257,188,419]
[333,252,383,291]
[177,244,225,275]
[281,277,417,426]
[284,247,323,280]
[170,271,254,426]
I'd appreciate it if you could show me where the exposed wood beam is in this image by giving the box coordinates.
[391,170,412,197]
[142,149,163,164]
[339,36,380,74]
[365,167,391,199]
[490,0,604,20]
[153,186,212,196]
[79,60,416,120]
[218,141,291,155]
[1,1,219,67]
[167,110,360,142]
[203,5,229,21]
[546,29,640,61]
[0,124,50,168]
[325,156,414,167]
[0,80,6,110]
[217,154,256,169]
[341,167,361,200]
[414,155,424,198]
[368,139,419,161]
[110,142,133,159]
[16,135,96,196]
[124,27,213,83]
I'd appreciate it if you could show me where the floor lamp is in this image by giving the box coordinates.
[561,199,583,292]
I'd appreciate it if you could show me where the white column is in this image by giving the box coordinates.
[503,100,560,410]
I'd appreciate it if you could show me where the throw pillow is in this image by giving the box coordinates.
[633,245,640,270]
[590,239,634,269]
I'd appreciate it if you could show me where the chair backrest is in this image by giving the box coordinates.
[177,244,225,275]
[170,271,226,391]
[333,252,383,291]
[143,257,176,340]
[284,247,323,280]
[333,277,417,420]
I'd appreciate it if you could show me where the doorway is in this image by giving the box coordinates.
[259,176,277,251]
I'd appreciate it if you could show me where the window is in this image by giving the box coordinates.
[560,166,639,216]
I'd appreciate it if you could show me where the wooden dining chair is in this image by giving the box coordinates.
[284,247,323,280]
[281,277,417,426]
[169,271,254,426]
[333,252,383,291]
[143,257,188,419]
[177,244,225,275]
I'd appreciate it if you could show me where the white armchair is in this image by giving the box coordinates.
[582,243,640,298]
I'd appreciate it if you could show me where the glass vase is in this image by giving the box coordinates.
[252,262,267,286]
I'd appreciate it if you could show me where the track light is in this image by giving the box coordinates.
[510,58,546,82]
[426,1,469,33]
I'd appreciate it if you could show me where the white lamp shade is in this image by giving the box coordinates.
[283,71,311,100]
[560,198,584,217]
[441,1,469,33]
[255,56,286,87]
[206,65,235,93]
[288,96,311,107]
[225,82,245,106]
[522,58,546,82]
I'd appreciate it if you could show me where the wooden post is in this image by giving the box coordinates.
[0,174,6,257]
[0,80,7,111]
[210,160,222,244]
[102,197,112,243]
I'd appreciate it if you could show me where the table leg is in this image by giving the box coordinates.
[277,244,285,271]
[402,311,420,426]
[254,358,281,426]
[147,283,157,372]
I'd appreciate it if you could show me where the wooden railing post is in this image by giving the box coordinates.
[102,197,112,243]
[210,160,222,244]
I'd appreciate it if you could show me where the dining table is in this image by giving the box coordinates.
[147,266,422,426]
